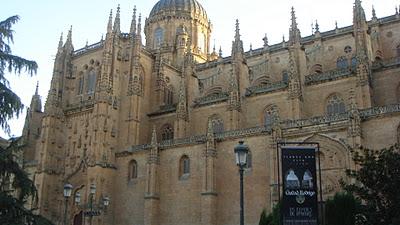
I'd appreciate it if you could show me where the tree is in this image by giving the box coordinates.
[259,202,280,225]
[0,138,53,225]
[0,15,38,135]
[325,192,360,225]
[343,145,400,225]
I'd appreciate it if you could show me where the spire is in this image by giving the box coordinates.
[314,20,320,33]
[107,9,113,33]
[64,26,73,51]
[219,46,222,58]
[30,82,42,112]
[372,5,376,18]
[57,32,63,51]
[137,14,142,36]
[113,4,121,33]
[231,19,244,56]
[130,6,137,35]
[35,81,39,95]
[289,7,301,45]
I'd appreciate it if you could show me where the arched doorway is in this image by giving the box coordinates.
[73,211,83,225]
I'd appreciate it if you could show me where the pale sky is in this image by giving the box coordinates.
[0,0,398,138]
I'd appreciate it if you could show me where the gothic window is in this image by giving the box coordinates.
[336,56,349,69]
[310,64,323,74]
[154,28,164,48]
[77,76,84,95]
[128,160,138,180]
[209,115,224,134]
[326,94,346,115]
[344,45,352,54]
[161,124,174,141]
[87,70,96,94]
[263,105,278,128]
[179,155,190,179]
[282,70,289,83]
[164,85,174,105]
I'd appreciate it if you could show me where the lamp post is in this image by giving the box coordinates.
[63,183,73,225]
[89,183,96,225]
[234,141,249,225]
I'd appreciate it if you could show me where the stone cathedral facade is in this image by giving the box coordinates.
[20,0,400,224]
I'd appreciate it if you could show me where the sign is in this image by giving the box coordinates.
[281,147,318,225]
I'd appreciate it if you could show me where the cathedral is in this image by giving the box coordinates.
[20,0,400,224]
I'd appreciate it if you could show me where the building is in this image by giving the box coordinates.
[21,0,400,224]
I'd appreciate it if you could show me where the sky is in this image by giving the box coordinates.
[0,0,398,138]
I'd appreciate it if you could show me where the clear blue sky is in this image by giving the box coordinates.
[0,0,398,138]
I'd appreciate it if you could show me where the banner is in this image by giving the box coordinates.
[281,147,318,225]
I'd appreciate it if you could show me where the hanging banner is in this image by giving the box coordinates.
[281,147,318,225]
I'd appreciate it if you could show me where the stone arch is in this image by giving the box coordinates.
[204,86,223,97]
[252,76,269,87]
[261,104,279,127]
[303,134,351,198]
[310,64,323,74]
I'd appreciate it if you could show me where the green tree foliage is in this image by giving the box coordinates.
[259,202,280,225]
[0,15,38,134]
[0,138,53,225]
[343,145,400,225]
[325,192,360,225]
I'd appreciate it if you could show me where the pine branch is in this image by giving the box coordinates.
[0,82,24,135]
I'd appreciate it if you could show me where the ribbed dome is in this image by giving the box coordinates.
[149,0,208,20]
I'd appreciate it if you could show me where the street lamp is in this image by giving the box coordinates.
[63,183,73,225]
[234,141,249,225]
[89,184,96,225]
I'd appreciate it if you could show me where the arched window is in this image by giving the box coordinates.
[77,76,84,95]
[310,64,323,74]
[164,85,174,105]
[128,160,138,180]
[245,150,252,169]
[161,124,174,141]
[264,105,278,128]
[326,94,346,115]
[154,28,164,48]
[336,56,349,69]
[87,70,97,94]
[179,155,190,179]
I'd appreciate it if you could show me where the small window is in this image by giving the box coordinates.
[128,160,138,180]
[161,124,174,141]
[179,155,190,179]
[77,77,84,95]
[87,70,96,94]
[282,70,289,83]
[326,94,346,115]
[344,46,352,54]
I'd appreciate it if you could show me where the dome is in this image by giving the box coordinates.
[149,0,208,20]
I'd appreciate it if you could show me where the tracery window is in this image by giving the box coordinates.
[154,28,164,49]
[87,70,97,94]
[264,105,278,128]
[210,116,224,134]
[336,56,349,69]
[161,124,174,141]
[344,45,352,54]
[326,94,346,115]
[179,155,190,179]
[128,160,138,180]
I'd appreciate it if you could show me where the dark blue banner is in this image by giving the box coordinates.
[281,147,318,225]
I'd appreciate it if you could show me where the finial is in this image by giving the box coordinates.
[235,19,240,41]
[311,22,314,34]
[290,7,297,30]
[372,5,377,19]
[219,46,222,57]
[151,126,157,146]
[113,5,121,32]
[212,39,216,53]
[85,40,88,47]
[58,32,63,49]
[396,6,399,15]
[335,21,338,29]
[130,5,137,34]
[107,9,113,32]
[101,34,104,41]
[282,35,285,42]
[263,33,268,47]
[35,81,39,95]
[249,43,253,51]
[315,20,320,33]
[137,13,142,36]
